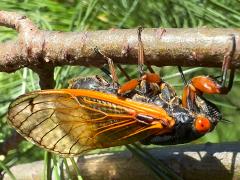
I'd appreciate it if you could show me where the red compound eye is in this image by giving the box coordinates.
[194,116,211,134]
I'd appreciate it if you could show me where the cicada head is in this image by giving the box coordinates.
[194,95,222,130]
[173,95,221,141]
[170,95,221,143]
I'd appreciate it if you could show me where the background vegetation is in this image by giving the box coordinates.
[0,0,240,179]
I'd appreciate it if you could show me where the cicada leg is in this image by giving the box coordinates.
[94,47,120,90]
[118,27,163,96]
[95,47,139,98]
[116,64,131,81]
[177,66,187,85]
[182,34,236,109]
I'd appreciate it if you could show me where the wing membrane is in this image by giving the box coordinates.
[8,90,173,156]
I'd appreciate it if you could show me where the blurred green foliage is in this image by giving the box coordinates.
[0,0,240,179]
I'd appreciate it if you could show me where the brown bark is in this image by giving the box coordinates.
[1,11,240,74]
[3,142,240,180]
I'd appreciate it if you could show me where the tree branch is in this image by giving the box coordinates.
[0,11,240,73]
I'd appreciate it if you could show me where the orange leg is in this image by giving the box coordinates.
[182,71,235,109]
[94,47,119,89]
[182,34,236,109]
[117,73,162,95]
[117,27,163,96]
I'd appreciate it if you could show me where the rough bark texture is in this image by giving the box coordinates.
[0,11,240,74]
[3,142,240,180]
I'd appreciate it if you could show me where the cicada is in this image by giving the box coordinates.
[7,28,236,156]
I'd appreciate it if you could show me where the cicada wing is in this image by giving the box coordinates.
[8,91,101,156]
[8,90,168,156]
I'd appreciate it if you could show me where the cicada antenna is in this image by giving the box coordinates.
[220,118,232,124]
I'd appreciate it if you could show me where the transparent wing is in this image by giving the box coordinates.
[8,90,171,156]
